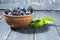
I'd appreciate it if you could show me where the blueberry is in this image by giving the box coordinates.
[21,6,24,9]
[25,10,31,15]
[21,6,26,12]
[4,6,33,16]
[23,9,26,12]
[4,9,11,14]
[14,12,16,15]
[20,13,25,15]
[28,6,34,13]
[12,12,18,15]
[18,10,25,15]
[11,11,14,15]
[17,7,20,12]
[17,7,20,9]
[16,12,19,15]
[13,8,18,12]
[8,12,12,16]
[17,9,20,13]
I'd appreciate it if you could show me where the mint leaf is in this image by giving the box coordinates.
[38,20,44,28]
[30,18,54,28]
[42,18,54,24]
[30,21,40,28]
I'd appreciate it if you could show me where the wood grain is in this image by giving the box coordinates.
[34,11,60,40]
[0,18,10,40]
[7,28,34,40]
[0,0,60,10]
[51,11,60,37]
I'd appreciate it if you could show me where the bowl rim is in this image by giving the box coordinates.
[3,12,34,17]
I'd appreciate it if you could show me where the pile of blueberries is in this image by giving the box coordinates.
[4,6,34,16]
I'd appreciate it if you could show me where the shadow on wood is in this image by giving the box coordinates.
[11,24,57,34]
[11,27,34,34]
[35,24,57,33]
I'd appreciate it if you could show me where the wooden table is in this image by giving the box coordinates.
[0,10,60,40]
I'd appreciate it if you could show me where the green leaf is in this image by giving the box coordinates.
[42,18,54,24]
[30,21,40,28]
[30,17,55,28]
[38,20,44,28]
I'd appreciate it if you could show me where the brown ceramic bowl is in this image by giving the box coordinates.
[3,12,34,29]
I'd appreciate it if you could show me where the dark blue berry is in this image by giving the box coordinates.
[4,9,11,14]
[25,10,31,15]
[12,12,18,15]
[8,12,12,16]
[17,7,20,9]
[13,8,18,12]
[4,6,33,16]
[18,10,25,15]
[21,6,26,12]
[28,6,34,13]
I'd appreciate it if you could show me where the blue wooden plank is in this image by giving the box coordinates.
[0,0,27,9]
[1,0,13,3]
[30,0,60,10]
[0,0,53,10]
[51,11,60,36]
[0,0,60,10]
[39,0,53,4]
[30,0,40,2]
[0,10,3,17]
[13,0,26,3]
[51,11,60,25]
[29,3,53,10]
[0,18,10,40]
[28,0,53,10]
[0,10,3,22]
[0,3,27,9]
[52,4,60,10]
[30,4,60,10]
[56,27,60,36]
[35,11,53,19]
[7,28,34,40]
[54,0,60,4]
[35,26,59,40]
[35,11,59,40]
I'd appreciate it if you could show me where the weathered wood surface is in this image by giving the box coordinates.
[55,0,60,3]
[7,11,60,40]
[0,10,60,40]
[51,11,60,36]
[0,10,10,40]
[0,10,3,17]
[35,26,59,40]
[0,19,10,40]
[0,0,60,10]
[7,28,34,40]
[33,11,60,40]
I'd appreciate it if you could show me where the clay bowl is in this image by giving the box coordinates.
[3,12,34,29]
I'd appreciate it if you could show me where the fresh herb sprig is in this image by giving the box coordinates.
[30,18,54,28]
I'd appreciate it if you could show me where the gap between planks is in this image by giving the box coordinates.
[33,29,36,40]
[0,15,3,22]
[4,29,12,40]
[51,11,60,40]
